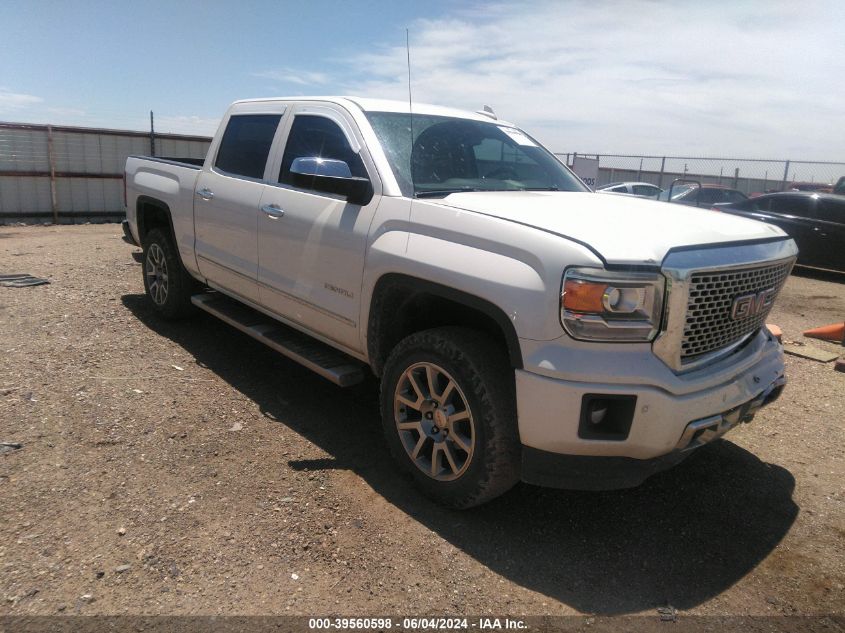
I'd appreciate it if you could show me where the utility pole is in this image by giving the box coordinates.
[149,111,156,157]
[47,125,58,224]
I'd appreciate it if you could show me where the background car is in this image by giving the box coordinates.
[783,181,833,193]
[657,183,748,207]
[834,176,845,195]
[718,191,845,272]
[596,181,663,197]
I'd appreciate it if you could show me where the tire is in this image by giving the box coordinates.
[141,228,197,320]
[380,327,520,508]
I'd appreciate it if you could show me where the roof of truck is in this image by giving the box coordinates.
[232,96,511,125]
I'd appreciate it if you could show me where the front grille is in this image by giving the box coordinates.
[681,261,792,361]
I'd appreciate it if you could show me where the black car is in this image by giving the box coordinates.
[719,192,845,272]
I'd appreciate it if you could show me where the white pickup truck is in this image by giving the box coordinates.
[123,97,796,508]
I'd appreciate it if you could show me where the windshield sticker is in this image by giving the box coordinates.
[498,127,537,147]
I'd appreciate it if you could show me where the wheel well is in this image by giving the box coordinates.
[367,274,523,376]
[136,197,174,245]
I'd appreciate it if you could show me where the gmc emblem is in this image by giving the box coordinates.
[730,288,775,320]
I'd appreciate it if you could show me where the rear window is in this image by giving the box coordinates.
[770,196,814,218]
[723,190,748,203]
[215,114,282,179]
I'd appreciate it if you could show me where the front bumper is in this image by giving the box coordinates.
[515,330,786,488]
[520,373,785,490]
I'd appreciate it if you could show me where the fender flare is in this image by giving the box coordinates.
[367,273,523,374]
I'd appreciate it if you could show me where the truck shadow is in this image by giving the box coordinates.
[122,294,798,615]
[791,266,845,284]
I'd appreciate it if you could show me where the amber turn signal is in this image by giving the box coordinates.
[563,279,609,313]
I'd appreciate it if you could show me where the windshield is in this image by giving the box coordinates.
[366,112,588,198]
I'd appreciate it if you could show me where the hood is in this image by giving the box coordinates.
[436,191,786,265]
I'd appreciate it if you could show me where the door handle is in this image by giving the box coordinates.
[196,187,214,200]
[261,203,285,219]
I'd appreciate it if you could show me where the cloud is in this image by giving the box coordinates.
[0,89,43,112]
[332,1,845,160]
[253,68,331,86]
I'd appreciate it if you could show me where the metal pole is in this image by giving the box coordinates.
[718,167,723,185]
[46,125,58,224]
[763,170,768,192]
[637,157,643,181]
[733,167,739,189]
[150,110,155,157]
[781,160,790,191]
[658,156,666,188]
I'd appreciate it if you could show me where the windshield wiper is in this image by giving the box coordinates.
[415,187,494,198]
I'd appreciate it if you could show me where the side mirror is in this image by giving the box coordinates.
[290,157,373,205]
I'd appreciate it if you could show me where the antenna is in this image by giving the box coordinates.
[406,28,415,193]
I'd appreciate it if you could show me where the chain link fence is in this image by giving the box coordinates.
[557,153,845,195]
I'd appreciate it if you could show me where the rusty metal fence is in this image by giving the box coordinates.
[557,153,845,195]
[0,122,211,224]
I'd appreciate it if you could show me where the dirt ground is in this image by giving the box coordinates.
[1,224,843,621]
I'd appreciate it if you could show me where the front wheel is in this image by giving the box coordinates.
[142,228,196,319]
[380,327,520,508]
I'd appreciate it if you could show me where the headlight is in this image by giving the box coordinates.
[561,267,665,342]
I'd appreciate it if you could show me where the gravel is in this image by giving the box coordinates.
[0,224,843,617]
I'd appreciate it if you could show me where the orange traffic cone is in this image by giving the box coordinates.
[803,322,845,344]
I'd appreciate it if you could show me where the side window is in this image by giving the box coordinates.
[750,198,770,212]
[279,115,367,186]
[816,199,845,224]
[770,196,813,218]
[610,185,629,193]
[632,185,657,196]
[214,114,282,179]
[724,191,746,203]
[698,189,719,203]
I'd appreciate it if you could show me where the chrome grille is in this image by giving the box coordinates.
[681,261,792,361]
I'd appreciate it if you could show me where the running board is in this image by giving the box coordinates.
[191,292,366,387]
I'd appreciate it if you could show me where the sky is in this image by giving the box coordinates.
[1,0,843,160]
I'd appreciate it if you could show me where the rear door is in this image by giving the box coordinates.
[194,107,286,303]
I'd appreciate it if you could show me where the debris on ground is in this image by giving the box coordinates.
[765,323,783,343]
[783,343,840,362]
[0,274,49,288]
[0,442,22,454]
[657,605,677,622]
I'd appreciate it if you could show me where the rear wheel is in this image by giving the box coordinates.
[380,327,520,508]
[142,228,196,319]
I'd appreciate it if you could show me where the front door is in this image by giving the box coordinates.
[256,106,380,352]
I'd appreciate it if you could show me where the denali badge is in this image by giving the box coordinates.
[730,288,775,320]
